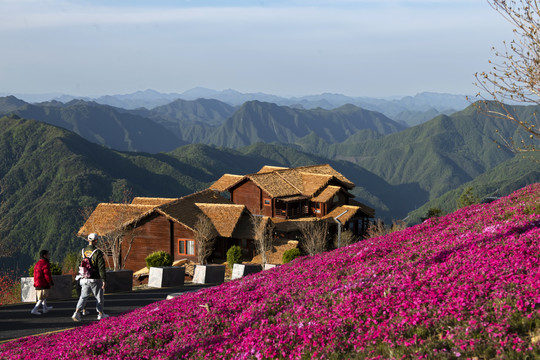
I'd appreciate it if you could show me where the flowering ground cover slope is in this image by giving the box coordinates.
[1,184,540,359]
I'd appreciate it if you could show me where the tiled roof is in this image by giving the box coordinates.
[131,197,178,206]
[195,203,246,237]
[249,172,300,197]
[157,189,234,231]
[208,164,355,197]
[209,174,244,192]
[257,165,289,173]
[311,186,342,203]
[323,205,373,222]
[77,203,156,237]
[348,199,376,217]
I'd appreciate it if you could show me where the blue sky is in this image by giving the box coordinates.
[0,0,514,98]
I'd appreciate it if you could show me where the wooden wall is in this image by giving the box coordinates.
[121,214,172,271]
[231,180,269,215]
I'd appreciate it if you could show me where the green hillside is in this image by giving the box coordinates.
[302,103,530,201]
[1,99,185,153]
[129,98,236,143]
[0,116,398,273]
[207,101,406,148]
[406,152,540,223]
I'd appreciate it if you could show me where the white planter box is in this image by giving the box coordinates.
[264,264,280,270]
[231,264,262,280]
[148,266,185,288]
[20,275,73,302]
[192,265,225,284]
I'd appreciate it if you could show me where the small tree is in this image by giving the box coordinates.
[226,245,243,270]
[457,187,481,209]
[145,251,173,268]
[474,0,540,152]
[194,213,217,265]
[282,248,302,263]
[250,215,275,267]
[421,207,443,222]
[298,219,329,256]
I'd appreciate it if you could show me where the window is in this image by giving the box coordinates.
[178,239,195,255]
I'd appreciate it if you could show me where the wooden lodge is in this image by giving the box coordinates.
[78,164,375,272]
[210,164,374,237]
[77,189,255,271]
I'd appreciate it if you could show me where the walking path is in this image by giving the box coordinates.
[0,283,215,344]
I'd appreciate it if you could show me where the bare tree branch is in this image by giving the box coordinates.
[194,214,217,265]
[250,215,275,267]
[297,220,329,256]
[474,0,540,152]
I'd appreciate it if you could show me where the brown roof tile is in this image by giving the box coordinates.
[77,203,156,237]
[209,174,244,192]
[131,197,178,206]
[311,185,342,203]
[249,172,299,197]
[257,165,289,173]
[323,204,374,222]
[195,203,246,237]
[157,189,234,231]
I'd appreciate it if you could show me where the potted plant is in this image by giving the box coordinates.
[146,251,185,288]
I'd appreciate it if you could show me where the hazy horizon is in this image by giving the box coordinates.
[1,0,514,98]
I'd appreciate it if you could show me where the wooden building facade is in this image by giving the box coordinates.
[210,164,374,236]
[78,190,255,272]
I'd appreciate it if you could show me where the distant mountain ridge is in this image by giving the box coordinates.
[0,99,185,152]
[1,88,471,126]
[0,97,406,152]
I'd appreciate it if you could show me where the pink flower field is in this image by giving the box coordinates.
[1,184,539,359]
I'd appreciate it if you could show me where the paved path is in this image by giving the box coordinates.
[0,283,215,344]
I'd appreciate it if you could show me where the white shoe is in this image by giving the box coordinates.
[97,313,109,320]
[30,309,41,315]
[43,305,53,313]
[72,311,81,322]
[81,309,90,316]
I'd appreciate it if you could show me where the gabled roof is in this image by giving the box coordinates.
[157,189,235,232]
[257,165,289,173]
[209,164,355,198]
[249,172,300,197]
[77,204,156,237]
[195,203,246,237]
[348,199,376,218]
[131,197,178,206]
[311,186,342,203]
[323,203,375,221]
[78,189,246,238]
[210,174,244,192]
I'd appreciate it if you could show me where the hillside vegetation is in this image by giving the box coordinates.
[0,116,400,271]
[2,184,539,359]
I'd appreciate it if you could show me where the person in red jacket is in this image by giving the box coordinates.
[31,250,54,315]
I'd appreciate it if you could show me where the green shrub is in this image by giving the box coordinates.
[28,262,62,276]
[226,245,243,269]
[283,248,302,263]
[145,251,173,268]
